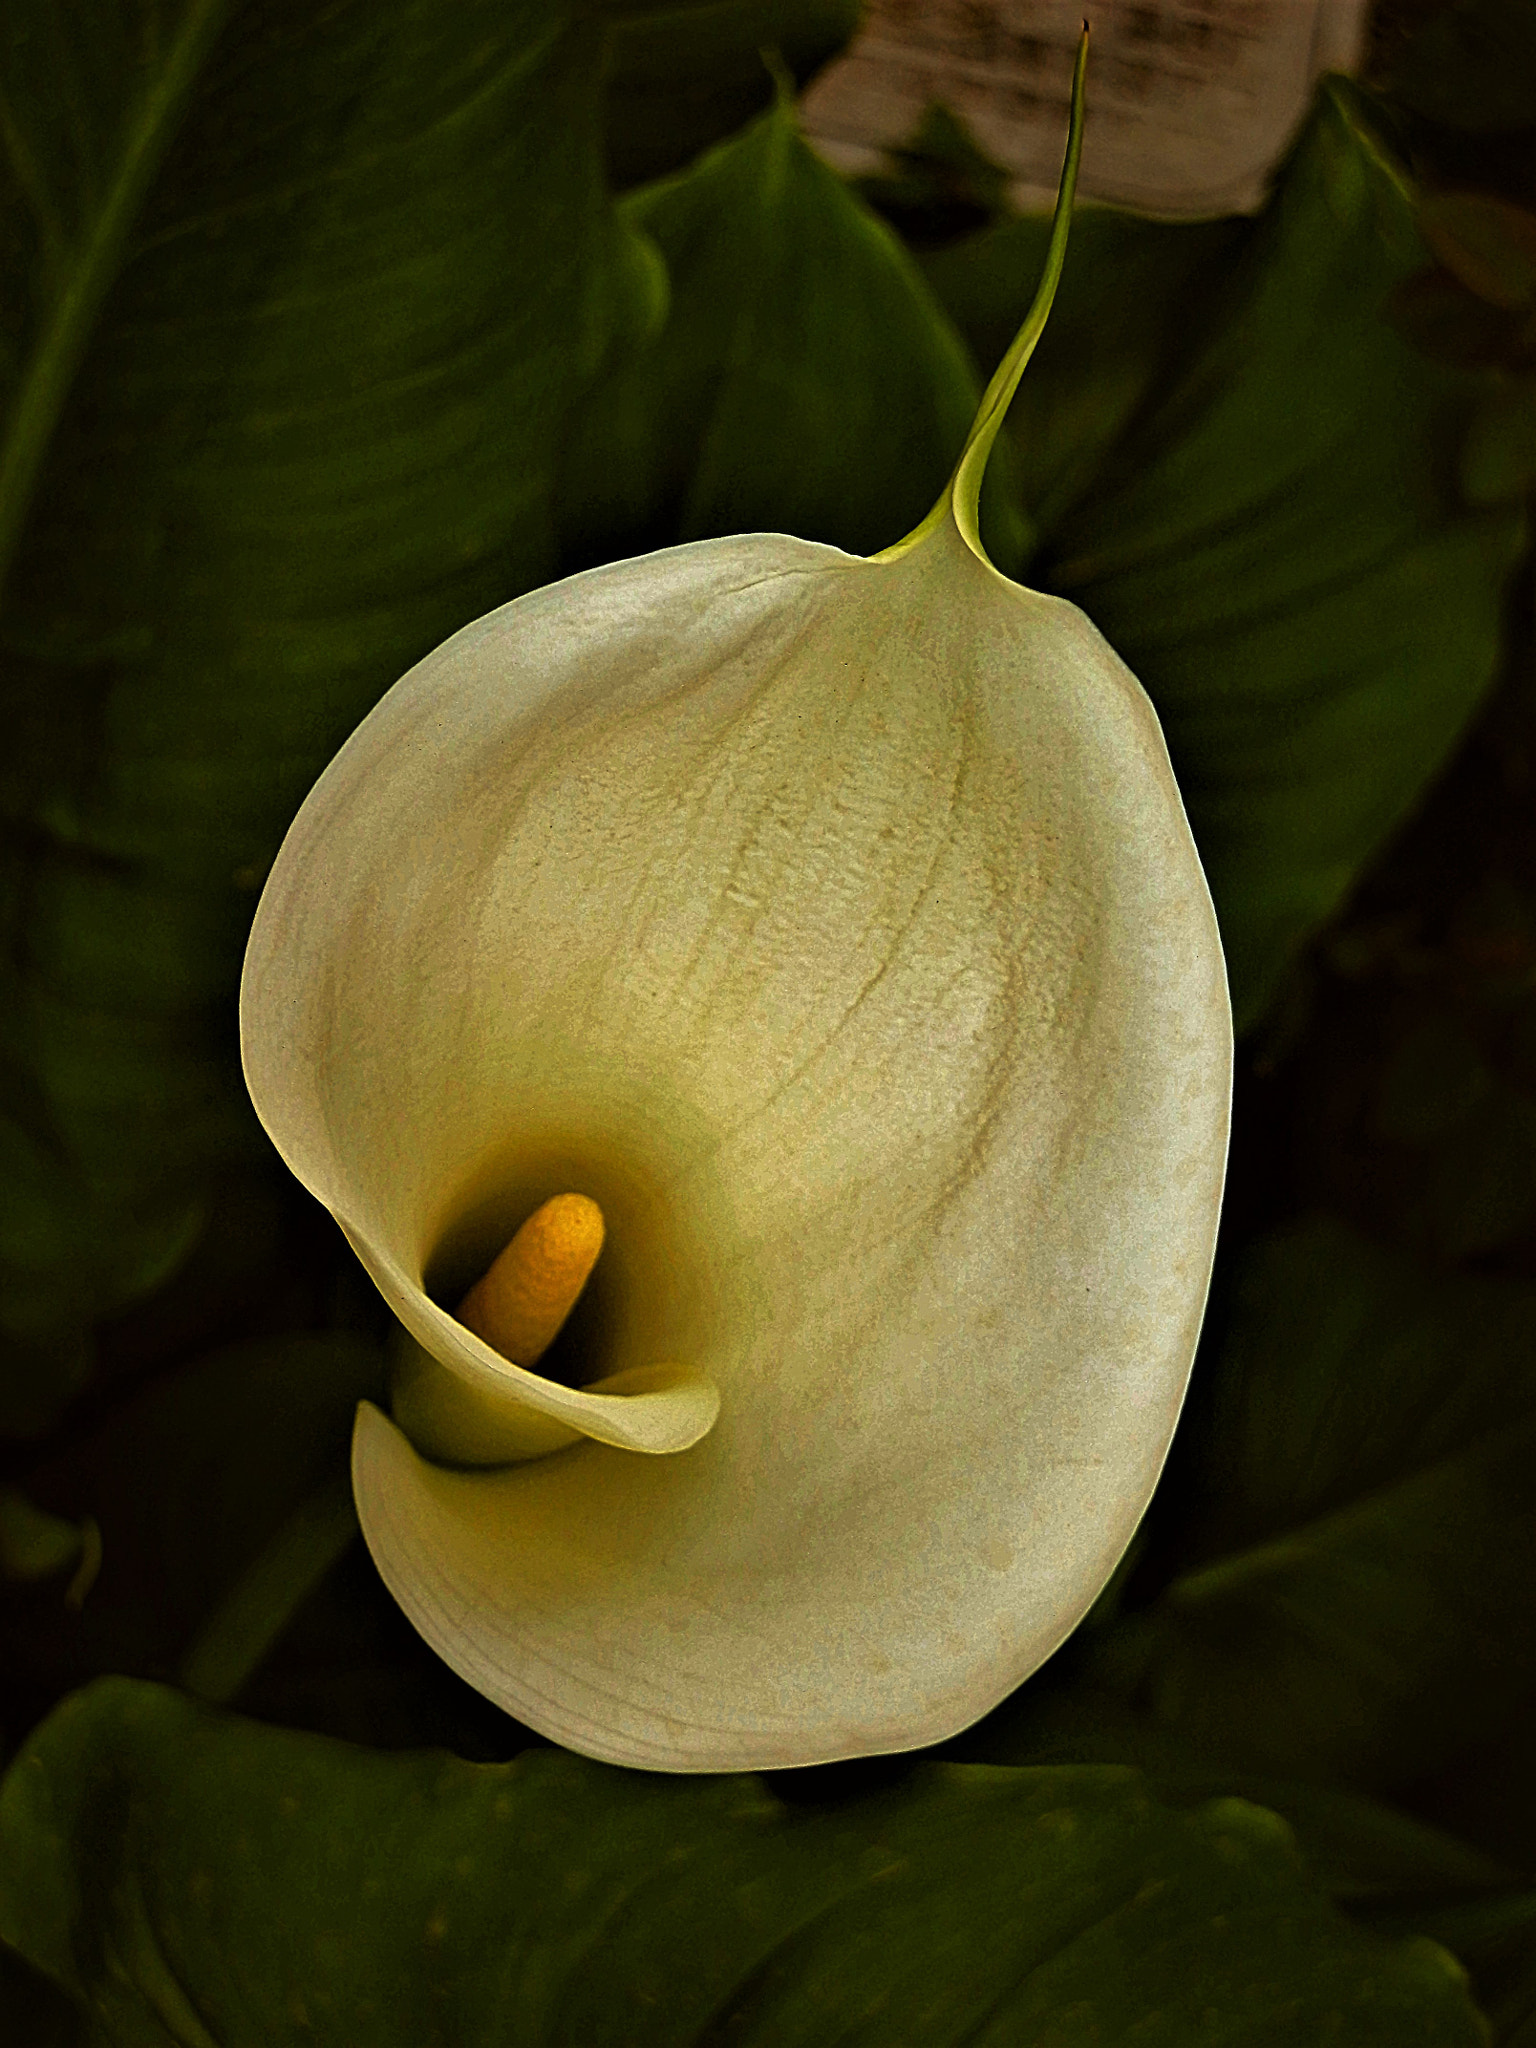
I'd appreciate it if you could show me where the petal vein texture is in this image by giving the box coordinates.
[241,511,1231,1770]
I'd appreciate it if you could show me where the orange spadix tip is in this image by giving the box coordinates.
[456,1193,605,1367]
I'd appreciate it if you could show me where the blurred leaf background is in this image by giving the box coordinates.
[1,0,1534,2039]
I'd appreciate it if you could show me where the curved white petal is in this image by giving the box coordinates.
[241,517,1230,1770]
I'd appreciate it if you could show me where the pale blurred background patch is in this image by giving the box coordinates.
[801,0,1372,216]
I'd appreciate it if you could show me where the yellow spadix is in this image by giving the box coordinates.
[458,1193,606,1367]
[239,34,1232,1772]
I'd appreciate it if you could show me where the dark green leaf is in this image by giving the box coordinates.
[603,0,860,190]
[1375,1017,1495,1144]
[1481,1928,1536,2047]
[0,1,661,1413]
[949,1682,1519,1906]
[1072,1217,1536,1788]
[558,87,1023,570]
[1380,0,1536,135]
[928,85,1525,1029]
[1463,378,1536,502]
[950,1681,1536,2034]
[0,1678,1489,2046]
[0,1942,81,2048]
[1412,1718,1536,1883]
[0,1489,90,1590]
[854,101,1015,250]
[2,1326,522,1755]
[4,1334,381,1718]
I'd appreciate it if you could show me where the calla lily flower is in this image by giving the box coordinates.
[240,39,1231,1772]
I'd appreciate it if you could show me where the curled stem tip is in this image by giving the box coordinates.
[880,24,1088,565]
[952,23,1088,549]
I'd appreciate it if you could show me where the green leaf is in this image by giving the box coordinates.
[1475,1921,1536,2048]
[0,1943,81,2048]
[4,1334,381,1714]
[603,0,860,190]
[557,86,1026,571]
[927,85,1525,1029]
[1073,1217,1536,1789]
[950,1681,1536,2034]
[0,1489,91,1590]
[1409,1712,1536,1885]
[0,1678,1489,2046]
[1463,379,1536,504]
[853,101,1015,249]
[1350,1876,1536,2048]
[949,1682,1519,1906]
[2,1326,524,1754]
[1381,0,1536,135]
[0,1,661,1411]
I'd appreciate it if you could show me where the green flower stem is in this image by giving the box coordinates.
[877,22,1089,566]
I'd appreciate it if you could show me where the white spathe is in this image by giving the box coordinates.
[239,510,1231,1771]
